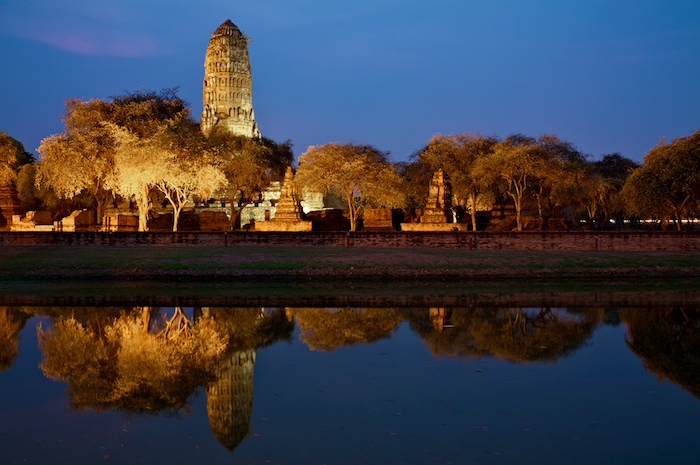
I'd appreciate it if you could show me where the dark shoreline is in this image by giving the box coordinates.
[2,276,700,308]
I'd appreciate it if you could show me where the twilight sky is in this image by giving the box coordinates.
[0,0,698,163]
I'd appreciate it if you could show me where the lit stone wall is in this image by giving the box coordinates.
[4,231,700,251]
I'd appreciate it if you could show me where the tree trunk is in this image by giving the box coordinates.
[172,205,181,232]
[669,195,691,232]
[600,206,610,229]
[536,193,544,229]
[508,184,524,232]
[673,208,683,231]
[506,177,525,231]
[468,190,477,232]
[345,189,357,231]
[349,203,357,232]
[515,198,523,231]
[586,203,598,229]
[163,191,184,232]
[95,190,110,226]
[136,184,150,232]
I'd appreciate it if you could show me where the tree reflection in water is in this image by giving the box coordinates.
[0,307,31,372]
[290,308,403,351]
[36,306,295,450]
[17,305,700,456]
[624,308,700,400]
[407,308,602,362]
[37,307,229,413]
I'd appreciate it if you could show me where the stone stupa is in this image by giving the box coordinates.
[201,19,261,139]
[401,169,467,231]
[255,167,313,231]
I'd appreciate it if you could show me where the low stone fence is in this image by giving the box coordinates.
[1,231,700,251]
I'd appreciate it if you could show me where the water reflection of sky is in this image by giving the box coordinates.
[1,308,699,464]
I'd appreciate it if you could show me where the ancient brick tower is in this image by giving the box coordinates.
[201,19,261,138]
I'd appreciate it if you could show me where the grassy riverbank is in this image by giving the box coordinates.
[2,245,700,281]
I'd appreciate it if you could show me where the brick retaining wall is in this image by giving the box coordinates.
[1,231,700,251]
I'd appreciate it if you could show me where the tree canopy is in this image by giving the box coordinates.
[472,135,550,231]
[295,143,406,231]
[22,83,700,232]
[622,130,700,230]
[37,89,193,226]
[207,127,293,229]
[0,131,33,186]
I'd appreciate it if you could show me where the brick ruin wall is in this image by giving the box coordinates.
[1,231,700,251]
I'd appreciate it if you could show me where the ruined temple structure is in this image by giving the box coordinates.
[422,169,453,223]
[0,185,23,230]
[201,19,261,139]
[401,169,467,231]
[255,167,312,231]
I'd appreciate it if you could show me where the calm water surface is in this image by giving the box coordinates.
[0,306,699,465]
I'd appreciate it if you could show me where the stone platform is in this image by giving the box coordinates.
[400,223,468,232]
[255,221,312,232]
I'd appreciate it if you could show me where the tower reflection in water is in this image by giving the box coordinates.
[199,307,294,450]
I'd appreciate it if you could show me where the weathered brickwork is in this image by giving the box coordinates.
[254,167,312,231]
[201,19,260,138]
[2,231,700,251]
[0,185,22,229]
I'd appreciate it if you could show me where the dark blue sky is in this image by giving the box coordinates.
[1,0,698,163]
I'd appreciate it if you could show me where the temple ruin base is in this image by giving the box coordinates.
[400,223,469,232]
[254,221,313,232]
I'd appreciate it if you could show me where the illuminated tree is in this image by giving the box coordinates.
[37,89,191,224]
[104,122,226,232]
[207,128,293,229]
[396,158,433,209]
[622,130,700,230]
[104,127,170,231]
[0,132,24,185]
[473,135,549,231]
[592,153,638,227]
[416,133,497,230]
[295,143,406,231]
[531,134,589,229]
[37,130,114,221]
[572,168,611,226]
[156,158,225,231]
[154,125,226,231]
[15,163,41,211]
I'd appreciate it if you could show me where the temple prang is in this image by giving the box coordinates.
[401,169,469,232]
[201,19,261,139]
